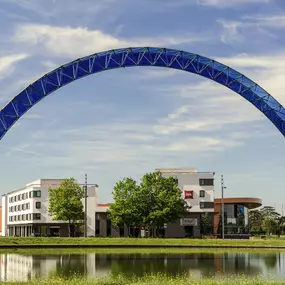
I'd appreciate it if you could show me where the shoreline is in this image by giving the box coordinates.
[1,244,285,249]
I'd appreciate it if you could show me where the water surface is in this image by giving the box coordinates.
[0,249,284,282]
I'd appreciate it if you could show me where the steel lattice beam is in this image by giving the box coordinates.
[0,47,284,139]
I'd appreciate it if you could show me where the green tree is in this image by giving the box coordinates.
[109,171,189,236]
[109,177,141,235]
[260,206,280,236]
[48,178,84,237]
[249,210,263,234]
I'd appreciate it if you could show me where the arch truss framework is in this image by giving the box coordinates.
[0,47,284,140]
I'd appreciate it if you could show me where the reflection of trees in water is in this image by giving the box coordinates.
[96,252,262,279]
[6,251,282,281]
[47,254,86,279]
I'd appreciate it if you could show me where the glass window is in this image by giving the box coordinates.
[36,191,41,197]
[22,204,26,211]
[199,190,205,197]
[14,216,16,221]
[22,193,25,200]
[15,196,17,202]
[22,214,25,221]
[17,205,21,211]
[14,206,17,211]
[26,214,29,220]
[26,203,30,210]
[26,192,28,199]
[33,213,41,220]
[29,191,32,198]
[199,179,214,186]
[36,202,41,209]
[18,194,21,201]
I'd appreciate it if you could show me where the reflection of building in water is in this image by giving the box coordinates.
[0,253,110,282]
[1,251,283,282]
[0,254,58,282]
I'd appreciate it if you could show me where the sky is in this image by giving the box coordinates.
[0,0,284,211]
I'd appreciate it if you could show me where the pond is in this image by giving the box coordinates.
[0,249,284,282]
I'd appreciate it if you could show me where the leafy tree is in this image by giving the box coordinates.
[249,210,263,234]
[109,171,189,236]
[48,178,84,236]
[109,177,141,235]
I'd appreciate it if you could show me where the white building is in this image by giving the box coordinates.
[1,179,98,237]
[94,168,215,238]
[155,168,215,213]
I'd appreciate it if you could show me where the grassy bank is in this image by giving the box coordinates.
[1,237,285,248]
[3,274,282,285]
[1,247,285,255]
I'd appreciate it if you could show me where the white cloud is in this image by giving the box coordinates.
[218,15,285,44]
[0,53,29,79]
[13,24,209,58]
[198,0,271,7]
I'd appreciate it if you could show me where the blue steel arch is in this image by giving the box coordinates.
[0,47,285,140]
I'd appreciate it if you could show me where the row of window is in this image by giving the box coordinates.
[9,191,41,203]
[9,213,41,222]
[8,202,41,212]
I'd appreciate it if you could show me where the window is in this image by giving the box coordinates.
[29,191,32,198]
[15,196,17,202]
[199,190,205,198]
[11,196,14,203]
[26,203,30,210]
[14,206,17,211]
[36,202,41,209]
[22,214,25,221]
[35,190,41,197]
[26,214,29,220]
[22,193,25,200]
[26,192,28,199]
[199,179,214,186]
[17,215,20,221]
[200,202,214,209]
[18,194,21,201]
[33,213,41,220]
[17,205,21,211]
[9,197,11,203]
[22,204,25,211]
[184,190,194,199]
[28,214,31,220]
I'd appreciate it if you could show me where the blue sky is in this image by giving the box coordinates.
[0,0,284,211]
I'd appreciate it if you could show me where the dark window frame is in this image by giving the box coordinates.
[199,178,214,186]
[199,190,205,198]
[36,202,41,209]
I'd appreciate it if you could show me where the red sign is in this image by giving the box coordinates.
[184,190,194,199]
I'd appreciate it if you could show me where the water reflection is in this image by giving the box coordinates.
[0,251,284,282]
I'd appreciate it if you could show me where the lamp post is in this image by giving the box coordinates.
[221,175,227,240]
[84,174,88,238]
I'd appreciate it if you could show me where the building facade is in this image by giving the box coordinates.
[1,179,98,237]
[95,168,215,238]
[214,198,262,238]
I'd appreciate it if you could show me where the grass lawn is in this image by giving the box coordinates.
[2,275,282,285]
[1,237,285,248]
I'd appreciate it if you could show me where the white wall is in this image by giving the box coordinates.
[156,168,214,213]
[2,179,99,236]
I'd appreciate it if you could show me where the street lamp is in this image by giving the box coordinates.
[221,175,227,240]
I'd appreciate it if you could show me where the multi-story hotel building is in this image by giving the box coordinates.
[95,168,215,238]
[1,179,98,237]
